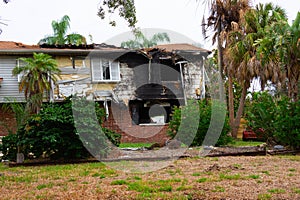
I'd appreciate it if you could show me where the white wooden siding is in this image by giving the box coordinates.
[0,57,25,102]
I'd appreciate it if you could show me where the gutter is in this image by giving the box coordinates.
[0,49,133,57]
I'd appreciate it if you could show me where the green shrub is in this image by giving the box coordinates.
[168,99,232,147]
[102,128,121,147]
[0,133,18,161]
[245,92,300,149]
[0,97,121,161]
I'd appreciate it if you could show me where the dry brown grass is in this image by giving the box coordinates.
[0,155,300,199]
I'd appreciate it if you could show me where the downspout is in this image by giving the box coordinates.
[202,60,206,99]
[49,76,54,103]
[148,59,151,83]
[104,97,109,120]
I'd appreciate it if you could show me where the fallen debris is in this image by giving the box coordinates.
[204,146,267,157]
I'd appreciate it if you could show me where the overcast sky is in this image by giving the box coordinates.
[0,0,298,48]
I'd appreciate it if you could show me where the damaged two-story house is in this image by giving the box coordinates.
[0,41,210,144]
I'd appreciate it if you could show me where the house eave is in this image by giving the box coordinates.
[0,49,133,57]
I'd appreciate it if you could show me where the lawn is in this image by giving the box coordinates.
[228,140,265,147]
[119,143,154,149]
[0,155,300,199]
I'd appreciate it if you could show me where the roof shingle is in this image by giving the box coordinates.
[0,41,39,49]
[154,43,210,53]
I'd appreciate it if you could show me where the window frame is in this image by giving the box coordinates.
[17,59,26,82]
[91,57,120,83]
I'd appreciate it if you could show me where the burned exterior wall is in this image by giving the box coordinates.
[113,63,137,105]
[102,102,170,145]
[183,61,205,100]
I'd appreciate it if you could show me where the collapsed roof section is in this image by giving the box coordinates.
[139,43,211,65]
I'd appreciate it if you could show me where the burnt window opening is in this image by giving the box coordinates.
[133,62,181,87]
[159,59,181,81]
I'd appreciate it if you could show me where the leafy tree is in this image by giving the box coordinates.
[245,92,300,149]
[224,3,287,137]
[97,0,137,29]
[121,30,170,49]
[12,53,60,114]
[256,12,300,101]
[0,97,121,161]
[39,15,86,46]
[168,99,232,147]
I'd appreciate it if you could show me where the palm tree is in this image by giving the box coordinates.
[256,12,300,101]
[121,30,170,49]
[225,3,287,137]
[39,15,86,46]
[201,0,251,137]
[12,53,60,114]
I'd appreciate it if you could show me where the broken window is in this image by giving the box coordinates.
[91,58,120,82]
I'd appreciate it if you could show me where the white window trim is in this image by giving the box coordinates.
[17,59,26,82]
[91,58,120,82]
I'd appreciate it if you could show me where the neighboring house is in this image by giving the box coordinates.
[0,41,211,144]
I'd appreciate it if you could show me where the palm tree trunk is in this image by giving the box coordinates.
[231,81,248,138]
[217,20,224,81]
[227,73,235,135]
[216,18,235,137]
[289,65,299,101]
[216,18,226,105]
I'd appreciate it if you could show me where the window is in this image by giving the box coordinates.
[17,59,26,82]
[91,58,120,82]
[71,56,87,69]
